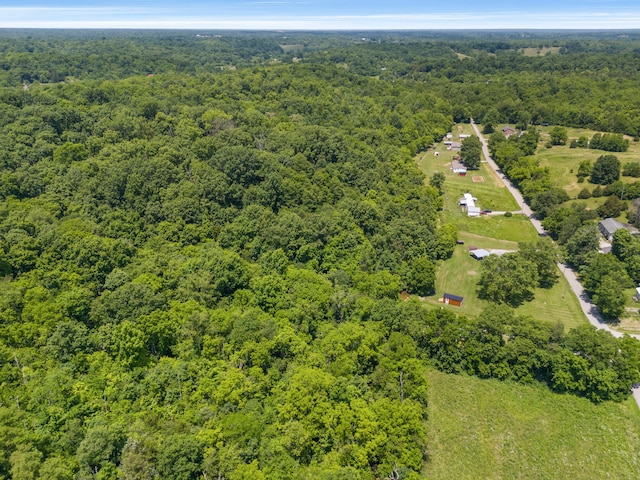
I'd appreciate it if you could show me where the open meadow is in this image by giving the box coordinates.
[425,369,640,480]
[535,126,640,201]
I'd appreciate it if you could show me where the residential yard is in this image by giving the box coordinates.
[416,132,586,328]
[421,230,586,327]
[614,288,640,335]
[416,134,529,242]
[425,369,640,480]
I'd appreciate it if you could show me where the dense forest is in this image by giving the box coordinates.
[1,30,640,479]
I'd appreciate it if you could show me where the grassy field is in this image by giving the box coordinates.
[425,369,640,480]
[279,44,305,53]
[422,229,586,327]
[416,131,586,328]
[614,288,640,335]
[534,126,640,200]
[520,46,561,57]
[416,133,529,242]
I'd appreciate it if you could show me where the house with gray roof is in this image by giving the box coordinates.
[599,218,639,241]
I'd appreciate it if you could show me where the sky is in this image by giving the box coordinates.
[1,1,640,30]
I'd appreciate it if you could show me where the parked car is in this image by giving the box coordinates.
[456,240,465,245]
[481,209,492,214]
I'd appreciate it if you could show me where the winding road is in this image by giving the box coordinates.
[469,119,640,406]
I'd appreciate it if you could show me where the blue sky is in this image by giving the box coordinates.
[1,1,640,29]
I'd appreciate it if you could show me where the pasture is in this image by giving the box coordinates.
[535,126,640,200]
[425,369,640,480]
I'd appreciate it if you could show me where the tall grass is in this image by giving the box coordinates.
[425,369,640,480]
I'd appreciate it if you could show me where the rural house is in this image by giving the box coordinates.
[502,126,516,138]
[459,193,480,216]
[451,159,467,175]
[598,218,639,241]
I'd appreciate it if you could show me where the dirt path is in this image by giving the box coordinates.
[470,119,640,408]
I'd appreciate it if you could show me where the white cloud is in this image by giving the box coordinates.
[1,8,640,29]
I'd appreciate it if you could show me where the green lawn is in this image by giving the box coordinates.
[615,288,640,335]
[421,230,586,326]
[425,369,640,480]
[514,271,586,331]
[416,146,533,243]
[534,127,640,199]
[416,137,586,329]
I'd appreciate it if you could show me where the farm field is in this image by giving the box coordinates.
[520,46,561,56]
[425,369,640,480]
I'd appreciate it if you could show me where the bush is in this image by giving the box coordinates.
[504,211,512,217]
[577,188,592,199]
[577,176,585,183]
[592,185,603,197]
[622,162,640,177]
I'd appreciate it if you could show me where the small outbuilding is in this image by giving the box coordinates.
[635,287,640,302]
[467,206,481,217]
[443,293,464,307]
[470,249,491,260]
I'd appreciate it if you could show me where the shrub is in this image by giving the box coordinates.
[622,162,640,177]
[592,185,603,197]
[577,188,592,199]
[504,211,512,217]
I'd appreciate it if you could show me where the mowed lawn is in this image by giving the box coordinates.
[422,230,586,327]
[416,140,530,243]
[416,134,586,329]
[615,288,640,335]
[425,369,640,480]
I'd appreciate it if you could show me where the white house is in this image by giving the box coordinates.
[459,134,471,139]
[635,287,640,302]
[451,159,467,174]
[459,193,480,216]
[468,206,481,217]
[459,193,477,208]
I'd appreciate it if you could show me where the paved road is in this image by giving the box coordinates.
[470,121,545,234]
[470,119,640,405]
